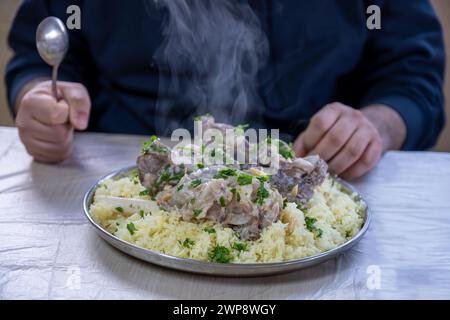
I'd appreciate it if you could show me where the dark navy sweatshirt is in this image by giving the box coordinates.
[5,0,446,149]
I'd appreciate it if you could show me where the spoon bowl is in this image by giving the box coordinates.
[36,17,68,66]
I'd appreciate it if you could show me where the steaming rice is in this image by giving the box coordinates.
[89,173,364,263]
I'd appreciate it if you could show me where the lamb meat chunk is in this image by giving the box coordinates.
[199,114,235,135]
[271,155,328,208]
[157,165,283,240]
[137,138,188,194]
[137,140,170,189]
[198,114,250,165]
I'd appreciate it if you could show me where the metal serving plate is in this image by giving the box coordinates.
[83,166,371,277]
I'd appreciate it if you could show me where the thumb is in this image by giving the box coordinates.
[60,83,91,130]
[293,132,307,157]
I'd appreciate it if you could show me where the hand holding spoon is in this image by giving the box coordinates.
[36,17,69,100]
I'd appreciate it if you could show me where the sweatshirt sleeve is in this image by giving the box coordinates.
[359,0,445,150]
[5,0,93,117]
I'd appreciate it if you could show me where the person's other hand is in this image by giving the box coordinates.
[15,80,91,163]
[293,102,383,180]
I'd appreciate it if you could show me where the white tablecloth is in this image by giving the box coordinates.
[1,126,449,299]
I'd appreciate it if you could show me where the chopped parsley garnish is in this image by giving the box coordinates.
[304,216,316,231]
[208,246,233,263]
[142,135,167,155]
[182,238,195,248]
[256,175,270,183]
[305,217,317,232]
[314,228,323,238]
[193,209,202,217]
[232,242,248,252]
[193,113,211,121]
[142,135,157,154]
[203,227,216,234]
[213,168,237,179]
[152,144,168,154]
[230,187,241,203]
[155,166,186,190]
[278,141,294,159]
[126,222,137,235]
[139,189,150,196]
[235,124,249,134]
[236,124,249,130]
[219,196,227,207]
[169,171,185,184]
[304,216,323,238]
[237,174,253,186]
[177,184,184,191]
[190,198,196,204]
[139,210,145,218]
[190,179,202,188]
[255,182,269,205]
[156,165,172,186]
[264,137,294,159]
[130,169,139,178]
[115,207,124,213]
[197,163,205,169]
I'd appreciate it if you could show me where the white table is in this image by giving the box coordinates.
[1,126,449,300]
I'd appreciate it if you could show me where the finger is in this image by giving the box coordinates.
[293,133,306,157]
[27,137,73,164]
[27,120,73,144]
[308,115,359,161]
[60,83,91,130]
[25,93,70,126]
[32,148,72,164]
[301,103,341,153]
[19,124,73,163]
[328,127,371,175]
[341,141,382,180]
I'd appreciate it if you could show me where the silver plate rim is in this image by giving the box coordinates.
[83,165,371,277]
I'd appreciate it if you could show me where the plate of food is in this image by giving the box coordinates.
[83,115,370,276]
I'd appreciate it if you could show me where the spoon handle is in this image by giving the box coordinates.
[51,65,59,100]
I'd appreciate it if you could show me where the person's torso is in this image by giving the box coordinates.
[54,0,372,138]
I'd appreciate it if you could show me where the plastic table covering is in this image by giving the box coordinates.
[0,126,449,299]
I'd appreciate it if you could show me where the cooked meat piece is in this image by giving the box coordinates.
[157,165,283,240]
[200,114,329,207]
[199,114,250,165]
[137,139,171,189]
[199,114,235,135]
[271,155,328,208]
[136,138,189,194]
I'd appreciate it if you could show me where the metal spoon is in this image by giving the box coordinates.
[36,17,69,100]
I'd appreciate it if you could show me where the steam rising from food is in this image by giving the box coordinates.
[152,0,269,134]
